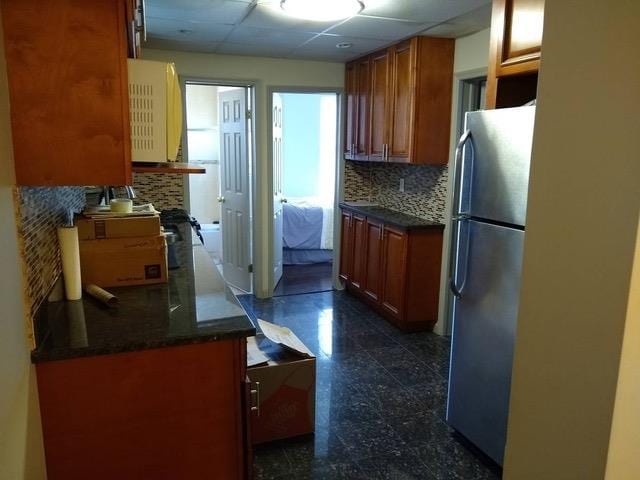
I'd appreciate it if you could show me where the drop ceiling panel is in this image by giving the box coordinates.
[361,0,491,23]
[226,26,317,47]
[145,37,220,53]
[300,34,390,56]
[146,0,252,25]
[324,16,435,41]
[146,17,234,42]
[241,4,339,33]
[216,42,297,57]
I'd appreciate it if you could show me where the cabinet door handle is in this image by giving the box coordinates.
[250,381,260,417]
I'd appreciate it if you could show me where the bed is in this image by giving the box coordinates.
[282,198,333,265]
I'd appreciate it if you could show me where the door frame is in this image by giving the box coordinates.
[435,67,487,336]
[265,86,345,296]
[180,76,258,294]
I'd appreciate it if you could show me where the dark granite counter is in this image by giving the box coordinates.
[339,203,444,230]
[31,223,255,363]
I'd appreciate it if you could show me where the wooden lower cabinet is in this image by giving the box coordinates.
[36,340,252,480]
[339,211,354,281]
[350,214,367,291]
[340,209,443,331]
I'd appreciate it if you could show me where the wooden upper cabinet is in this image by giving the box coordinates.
[387,40,415,163]
[368,49,389,162]
[486,0,545,108]
[344,62,357,159]
[1,0,132,186]
[345,36,454,165]
[354,57,370,160]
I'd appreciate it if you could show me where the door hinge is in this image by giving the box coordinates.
[246,109,252,120]
[248,264,253,273]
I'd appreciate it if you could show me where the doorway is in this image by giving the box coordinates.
[183,80,255,293]
[270,91,339,297]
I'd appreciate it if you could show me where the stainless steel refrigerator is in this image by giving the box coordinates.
[446,106,536,466]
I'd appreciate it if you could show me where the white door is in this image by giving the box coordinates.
[273,93,284,288]
[219,88,251,292]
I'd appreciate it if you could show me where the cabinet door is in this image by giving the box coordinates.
[368,49,390,162]
[339,212,354,281]
[350,214,367,291]
[2,0,132,186]
[381,226,407,320]
[499,0,544,70]
[354,57,370,160]
[344,62,357,159]
[387,40,415,163]
[363,218,383,302]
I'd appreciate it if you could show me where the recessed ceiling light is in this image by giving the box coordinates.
[178,29,193,35]
[336,42,353,49]
[280,0,365,22]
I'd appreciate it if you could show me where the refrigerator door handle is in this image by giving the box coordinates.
[452,129,474,216]
[450,216,471,298]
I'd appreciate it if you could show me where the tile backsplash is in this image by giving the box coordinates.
[133,173,185,211]
[16,187,86,326]
[344,160,449,223]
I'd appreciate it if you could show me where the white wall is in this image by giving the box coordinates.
[144,49,344,297]
[0,18,46,480]
[503,0,640,478]
[434,27,490,335]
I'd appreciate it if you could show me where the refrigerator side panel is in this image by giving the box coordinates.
[446,220,524,465]
[464,106,535,226]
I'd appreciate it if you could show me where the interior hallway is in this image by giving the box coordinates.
[238,291,500,480]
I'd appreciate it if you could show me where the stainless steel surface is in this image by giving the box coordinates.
[447,220,524,465]
[251,381,261,416]
[449,216,471,298]
[462,106,535,226]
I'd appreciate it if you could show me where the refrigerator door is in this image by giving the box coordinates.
[461,106,535,227]
[446,219,524,465]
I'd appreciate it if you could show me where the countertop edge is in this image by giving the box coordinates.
[31,322,256,364]
[339,203,445,230]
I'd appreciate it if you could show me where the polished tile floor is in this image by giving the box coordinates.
[238,291,501,480]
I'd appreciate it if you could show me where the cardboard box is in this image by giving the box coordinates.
[247,336,316,445]
[76,215,161,240]
[79,235,167,288]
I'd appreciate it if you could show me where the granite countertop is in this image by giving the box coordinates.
[339,202,444,230]
[31,223,255,363]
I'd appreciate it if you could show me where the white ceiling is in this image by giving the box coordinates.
[145,0,492,61]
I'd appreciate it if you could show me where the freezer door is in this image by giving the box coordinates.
[461,106,535,227]
[446,219,524,466]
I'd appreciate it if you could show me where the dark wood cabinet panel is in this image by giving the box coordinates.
[380,226,408,320]
[388,41,414,163]
[339,208,444,331]
[355,57,370,160]
[339,211,354,281]
[36,341,249,479]
[368,49,389,162]
[486,0,545,108]
[363,218,383,302]
[344,62,357,159]
[350,215,367,291]
[1,0,132,186]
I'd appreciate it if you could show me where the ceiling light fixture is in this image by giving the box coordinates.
[280,0,365,22]
[336,42,353,49]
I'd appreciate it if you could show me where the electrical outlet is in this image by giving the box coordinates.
[399,178,405,193]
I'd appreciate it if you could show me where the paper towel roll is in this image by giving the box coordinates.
[57,226,82,300]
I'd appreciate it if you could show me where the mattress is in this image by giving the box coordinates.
[283,198,333,251]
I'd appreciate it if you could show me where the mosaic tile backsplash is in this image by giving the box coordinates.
[133,173,185,211]
[343,160,449,223]
[16,187,86,323]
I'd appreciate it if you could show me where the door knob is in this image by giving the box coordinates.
[217,196,226,203]
[281,198,288,203]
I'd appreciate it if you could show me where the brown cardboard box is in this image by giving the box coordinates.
[79,235,167,287]
[76,215,161,240]
[247,336,316,445]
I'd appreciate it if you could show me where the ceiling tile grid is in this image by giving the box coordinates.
[144,0,492,61]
